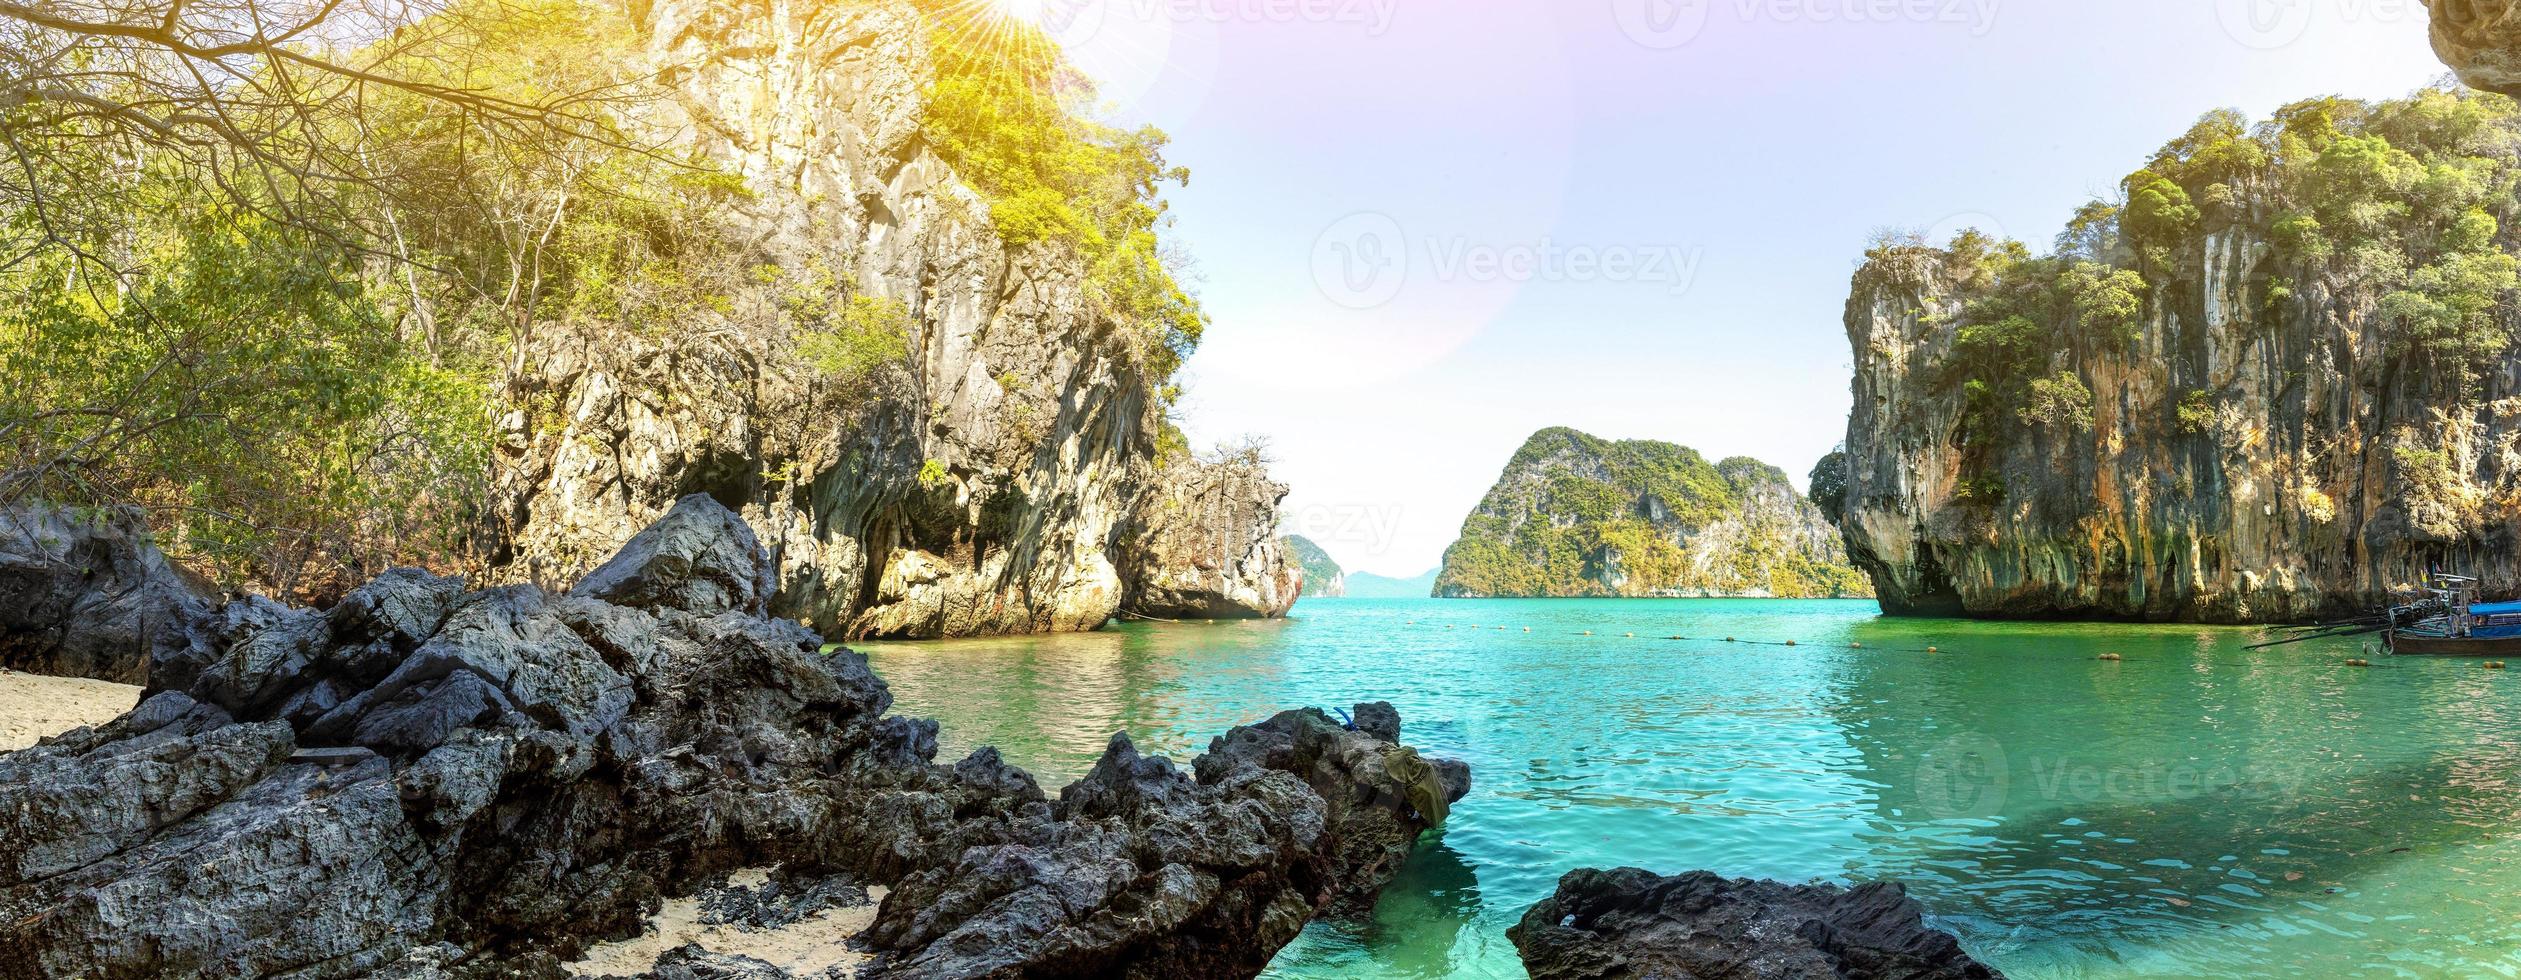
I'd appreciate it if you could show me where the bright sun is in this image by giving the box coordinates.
[987,0,1047,24]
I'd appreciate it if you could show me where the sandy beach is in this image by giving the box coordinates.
[565,869,881,977]
[0,669,141,750]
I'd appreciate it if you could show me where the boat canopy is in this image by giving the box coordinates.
[2472,601,2521,616]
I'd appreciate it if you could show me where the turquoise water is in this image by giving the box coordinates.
[858,598,2521,978]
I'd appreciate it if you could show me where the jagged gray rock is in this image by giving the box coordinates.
[1509,869,2002,980]
[0,505,220,683]
[571,493,777,617]
[0,497,1463,980]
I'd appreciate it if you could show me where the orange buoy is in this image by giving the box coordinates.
[2346,659,2372,668]
[1927,646,1940,653]
[2098,653,2123,662]
[1785,640,1798,647]
[2489,662,2508,670]
[1582,630,1594,636]
[1725,637,1737,643]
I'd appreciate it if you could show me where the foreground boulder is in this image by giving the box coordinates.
[0,505,220,683]
[0,495,1466,979]
[1509,868,2002,980]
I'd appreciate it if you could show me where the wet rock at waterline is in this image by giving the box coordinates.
[0,497,1465,979]
[1509,868,2002,980]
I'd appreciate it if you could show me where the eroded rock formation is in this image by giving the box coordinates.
[2429,0,2521,96]
[1839,87,2521,622]
[486,0,1291,638]
[1115,457,1301,620]
[1508,868,2002,980]
[0,496,1464,979]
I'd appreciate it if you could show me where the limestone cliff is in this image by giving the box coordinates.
[485,0,1288,637]
[2430,0,2521,96]
[1284,535,1348,598]
[1838,87,2521,621]
[1114,456,1301,619]
[1435,428,1871,599]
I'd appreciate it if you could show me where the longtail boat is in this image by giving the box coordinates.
[2384,574,2521,656]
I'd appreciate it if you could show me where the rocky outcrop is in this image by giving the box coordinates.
[1115,457,1300,620]
[2429,0,2521,96]
[0,496,1464,978]
[0,505,220,683]
[486,0,1279,639]
[1436,428,1872,599]
[1508,869,2002,980]
[1838,88,2521,622]
[1283,535,1347,598]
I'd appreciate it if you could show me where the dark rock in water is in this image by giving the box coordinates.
[571,493,778,617]
[0,496,1466,980]
[865,705,1470,980]
[644,945,794,980]
[0,505,220,683]
[1509,868,2003,980]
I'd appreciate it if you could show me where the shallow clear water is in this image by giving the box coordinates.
[858,598,2521,978]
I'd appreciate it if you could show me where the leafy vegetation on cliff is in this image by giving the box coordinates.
[1282,535,1347,598]
[1891,85,2521,506]
[1436,429,1870,599]
[0,0,1197,596]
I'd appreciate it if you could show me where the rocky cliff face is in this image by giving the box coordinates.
[486,0,1286,638]
[1435,428,1871,599]
[2431,0,2521,96]
[1839,88,2521,621]
[1283,535,1347,598]
[1114,457,1300,620]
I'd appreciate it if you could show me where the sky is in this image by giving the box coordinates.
[1009,0,2451,577]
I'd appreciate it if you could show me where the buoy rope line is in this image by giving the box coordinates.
[1392,621,2476,669]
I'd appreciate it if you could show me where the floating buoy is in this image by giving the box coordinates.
[2489,662,2508,670]
[2098,653,2123,662]
[1523,627,1532,633]
[2346,659,2372,668]
[1785,640,1798,647]
[1582,630,1594,636]
[1625,632,1636,638]
[1850,642,1863,649]
[1927,646,1940,653]
[1497,626,1508,631]
[1725,637,1737,643]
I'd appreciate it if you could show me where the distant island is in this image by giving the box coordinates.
[1345,568,1443,599]
[1282,536,1347,597]
[1435,428,1871,599]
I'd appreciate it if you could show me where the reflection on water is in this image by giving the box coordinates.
[861,599,2521,978]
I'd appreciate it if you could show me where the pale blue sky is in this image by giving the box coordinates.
[1028,0,2449,576]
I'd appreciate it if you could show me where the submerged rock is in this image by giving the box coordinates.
[1509,868,2002,980]
[0,505,220,683]
[0,497,1463,979]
